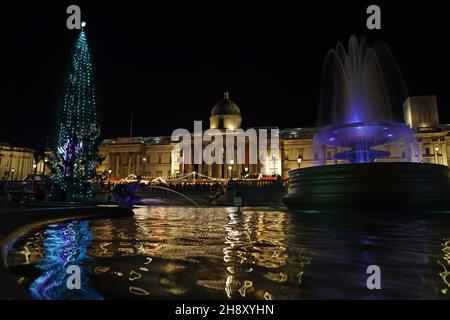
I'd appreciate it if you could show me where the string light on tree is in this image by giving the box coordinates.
[51,24,101,199]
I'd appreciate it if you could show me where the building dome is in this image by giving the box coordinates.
[210,91,242,129]
[211,92,241,116]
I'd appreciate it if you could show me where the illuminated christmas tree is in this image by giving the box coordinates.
[52,24,101,200]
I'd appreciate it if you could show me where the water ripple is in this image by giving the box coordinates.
[6,207,450,300]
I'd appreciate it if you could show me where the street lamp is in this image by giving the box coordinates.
[32,163,37,178]
[271,151,278,176]
[297,155,303,168]
[11,168,15,181]
[230,159,234,178]
[242,167,249,179]
[31,163,38,190]
[435,147,441,155]
[142,157,147,176]
[43,158,48,175]
[108,168,112,185]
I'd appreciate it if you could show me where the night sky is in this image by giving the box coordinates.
[3,1,449,149]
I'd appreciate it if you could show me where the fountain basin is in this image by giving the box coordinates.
[283,163,450,211]
[314,121,418,163]
[315,121,411,147]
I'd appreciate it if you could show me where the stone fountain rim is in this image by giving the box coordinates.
[317,120,411,132]
[0,205,133,300]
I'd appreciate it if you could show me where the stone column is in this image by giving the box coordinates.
[115,154,120,178]
[418,141,423,162]
[128,153,132,176]
[218,164,222,179]
[208,164,212,178]
[8,154,13,179]
[136,154,140,176]
[17,153,22,179]
[442,139,448,166]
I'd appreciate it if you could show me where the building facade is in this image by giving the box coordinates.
[0,144,51,181]
[98,94,450,179]
[0,144,35,180]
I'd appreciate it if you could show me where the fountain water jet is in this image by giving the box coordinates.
[113,183,200,208]
[314,36,419,163]
[283,36,450,211]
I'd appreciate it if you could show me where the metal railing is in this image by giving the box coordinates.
[0,180,49,203]
[228,179,289,190]
[0,178,289,204]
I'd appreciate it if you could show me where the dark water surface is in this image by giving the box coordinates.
[6,206,450,300]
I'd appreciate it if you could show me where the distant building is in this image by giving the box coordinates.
[403,95,440,130]
[98,94,449,179]
[404,95,449,166]
[0,144,51,181]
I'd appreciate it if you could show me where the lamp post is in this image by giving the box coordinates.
[435,146,442,164]
[244,167,249,178]
[271,151,278,176]
[142,157,147,176]
[230,159,234,179]
[11,168,15,181]
[43,158,48,175]
[32,163,37,190]
[297,155,303,168]
[108,168,112,185]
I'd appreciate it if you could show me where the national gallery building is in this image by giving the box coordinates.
[97,93,450,180]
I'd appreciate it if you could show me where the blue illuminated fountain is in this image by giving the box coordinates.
[315,121,418,163]
[313,36,419,163]
[284,36,450,211]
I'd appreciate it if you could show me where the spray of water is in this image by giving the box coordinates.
[314,36,419,164]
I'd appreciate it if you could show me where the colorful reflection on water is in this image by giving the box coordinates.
[10,221,102,299]
[6,207,450,300]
